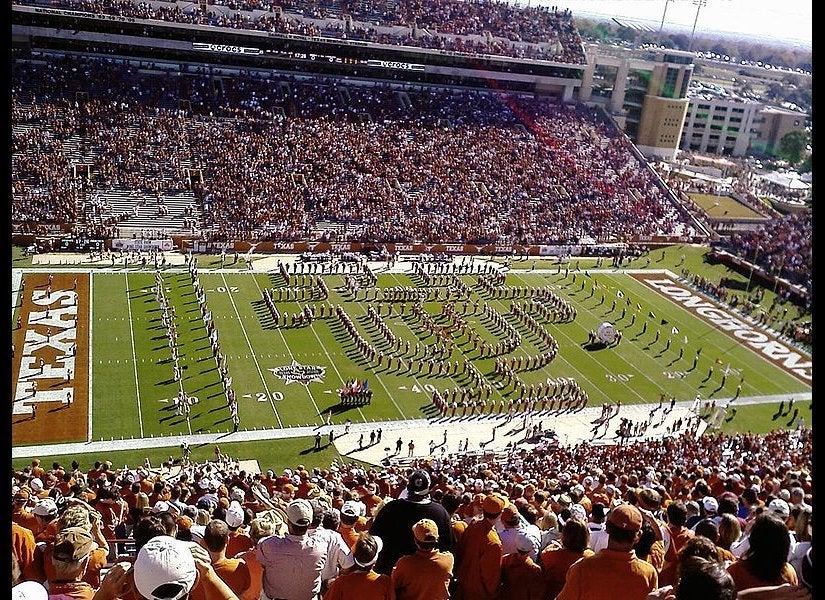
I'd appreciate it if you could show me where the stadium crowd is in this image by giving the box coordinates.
[12,426,812,599]
[13,55,696,245]
[16,0,586,63]
[725,212,813,299]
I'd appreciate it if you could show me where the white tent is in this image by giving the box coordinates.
[758,171,810,191]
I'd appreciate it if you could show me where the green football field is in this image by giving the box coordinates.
[11,244,812,470]
[85,266,809,440]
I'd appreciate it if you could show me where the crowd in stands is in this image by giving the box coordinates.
[16,0,586,63]
[725,212,812,299]
[13,55,697,246]
[12,424,812,599]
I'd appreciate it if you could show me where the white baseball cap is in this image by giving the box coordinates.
[286,499,312,527]
[29,478,43,492]
[12,581,47,600]
[768,498,791,519]
[225,501,244,529]
[702,496,718,513]
[133,536,197,600]
[33,498,58,518]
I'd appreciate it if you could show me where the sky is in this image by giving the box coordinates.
[553,0,812,48]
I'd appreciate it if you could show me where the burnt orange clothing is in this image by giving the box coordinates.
[455,518,502,600]
[13,521,37,578]
[451,518,468,545]
[338,523,361,551]
[727,560,798,592]
[35,519,59,543]
[212,557,251,598]
[540,545,594,599]
[226,530,254,558]
[391,548,454,600]
[236,547,264,600]
[325,569,394,600]
[500,553,545,600]
[12,509,39,534]
[556,548,658,600]
[638,539,665,572]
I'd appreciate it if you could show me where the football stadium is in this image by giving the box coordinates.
[11,0,812,598]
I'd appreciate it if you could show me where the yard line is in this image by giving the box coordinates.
[249,275,326,424]
[221,273,283,428]
[507,272,654,402]
[87,273,94,442]
[124,273,145,437]
[346,302,408,420]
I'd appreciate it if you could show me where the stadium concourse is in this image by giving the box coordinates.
[12,250,807,466]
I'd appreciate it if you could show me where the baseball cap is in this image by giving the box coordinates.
[412,519,439,543]
[779,489,791,501]
[29,478,43,492]
[33,498,58,518]
[702,496,719,514]
[152,501,171,514]
[608,504,643,532]
[14,489,30,502]
[53,527,95,562]
[225,501,244,528]
[515,532,534,554]
[286,499,313,527]
[353,534,383,568]
[555,493,572,507]
[133,536,197,600]
[482,493,506,516]
[12,581,47,600]
[768,498,791,519]
[230,488,246,502]
[341,500,360,519]
[407,470,432,497]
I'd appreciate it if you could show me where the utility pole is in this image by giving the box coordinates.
[688,0,708,52]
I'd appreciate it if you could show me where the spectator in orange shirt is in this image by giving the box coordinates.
[659,501,695,587]
[339,500,366,551]
[556,503,658,600]
[391,518,454,600]
[454,493,506,600]
[325,532,394,600]
[194,519,250,600]
[12,488,39,533]
[12,521,37,580]
[224,500,254,558]
[37,504,110,588]
[540,517,594,599]
[235,517,275,600]
[499,532,545,600]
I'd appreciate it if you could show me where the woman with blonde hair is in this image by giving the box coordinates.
[717,513,743,556]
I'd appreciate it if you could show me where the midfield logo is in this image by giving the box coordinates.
[269,361,326,385]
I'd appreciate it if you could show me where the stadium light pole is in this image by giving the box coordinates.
[657,0,673,45]
[688,0,708,52]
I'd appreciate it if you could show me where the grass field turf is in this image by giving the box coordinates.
[689,193,765,219]
[12,243,812,469]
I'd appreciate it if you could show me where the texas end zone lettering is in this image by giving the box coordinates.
[637,276,811,383]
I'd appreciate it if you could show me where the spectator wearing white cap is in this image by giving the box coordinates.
[499,531,545,600]
[338,500,368,552]
[31,498,59,542]
[94,535,240,600]
[256,498,329,600]
[325,532,392,600]
[224,500,253,558]
[731,498,794,559]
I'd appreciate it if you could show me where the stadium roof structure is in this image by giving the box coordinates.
[611,18,656,33]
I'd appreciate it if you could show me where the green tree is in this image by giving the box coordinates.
[778,130,809,165]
